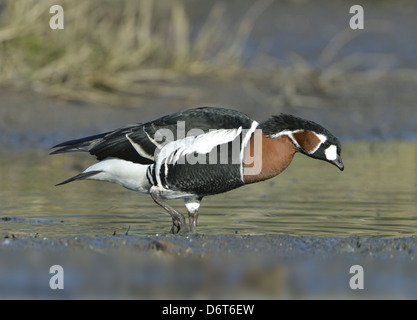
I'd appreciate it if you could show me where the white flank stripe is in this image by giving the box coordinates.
[239,120,259,180]
[164,161,169,188]
[154,128,242,187]
[146,166,155,185]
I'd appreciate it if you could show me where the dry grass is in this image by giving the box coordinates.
[0,0,273,105]
[1,0,417,107]
[244,20,417,110]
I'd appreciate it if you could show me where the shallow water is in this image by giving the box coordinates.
[0,142,416,238]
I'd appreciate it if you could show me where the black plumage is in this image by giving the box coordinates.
[261,114,333,138]
[51,107,254,166]
[157,139,245,196]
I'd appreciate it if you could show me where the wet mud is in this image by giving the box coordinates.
[1,233,417,299]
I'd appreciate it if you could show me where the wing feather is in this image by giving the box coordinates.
[51,107,255,167]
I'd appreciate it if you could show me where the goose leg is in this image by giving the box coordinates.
[150,187,189,234]
[188,210,199,233]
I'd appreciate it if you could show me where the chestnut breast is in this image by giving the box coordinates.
[243,130,297,184]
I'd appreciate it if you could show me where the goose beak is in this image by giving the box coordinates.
[332,155,344,171]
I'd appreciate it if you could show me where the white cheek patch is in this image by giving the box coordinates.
[325,145,338,161]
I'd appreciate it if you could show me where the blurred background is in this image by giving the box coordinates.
[0,0,417,299]
[1,0,417,142]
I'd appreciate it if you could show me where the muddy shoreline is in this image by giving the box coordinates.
[1,233,417,299]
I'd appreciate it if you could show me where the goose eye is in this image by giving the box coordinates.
[323,141,331,148]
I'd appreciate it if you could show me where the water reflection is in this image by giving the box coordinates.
[0,142,416,238]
